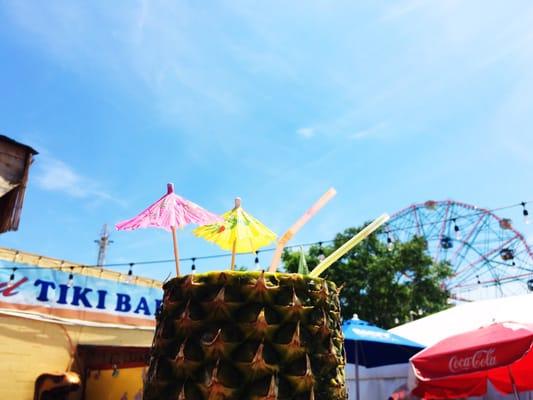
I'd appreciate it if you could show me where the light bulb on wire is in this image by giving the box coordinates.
[67,267,74,288]
[191,258,196,272]
[126,263,134,284]
[522,202,530,224]
[453,219,462,240]
[317,242,325,262]
[8,268,16,286]
[386,234,394,251]
[254,251,261,270]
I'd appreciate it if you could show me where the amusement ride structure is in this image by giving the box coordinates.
[379,200,533,301]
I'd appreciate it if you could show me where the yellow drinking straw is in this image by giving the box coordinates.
[309,213,390,278]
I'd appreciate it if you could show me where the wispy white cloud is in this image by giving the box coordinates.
[137,0,148,30]
[297,109,390,142]
[4,1,533,159]
[350,122,387,140]
[381,0,426,21]
[35,156,122,205]
[297,127,315,139]
[2,1,244,121]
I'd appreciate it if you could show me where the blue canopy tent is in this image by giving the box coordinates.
[343,317,424,400]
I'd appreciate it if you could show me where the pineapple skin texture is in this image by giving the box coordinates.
[143,271,347,400]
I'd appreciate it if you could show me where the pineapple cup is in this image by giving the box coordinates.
[144,271,347,400]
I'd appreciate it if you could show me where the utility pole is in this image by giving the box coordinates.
[95,224,113,267]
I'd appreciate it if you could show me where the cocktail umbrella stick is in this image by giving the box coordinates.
[231,239,237,271]
[171,226,180,276]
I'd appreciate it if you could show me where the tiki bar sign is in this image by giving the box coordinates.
[0,260,162,329]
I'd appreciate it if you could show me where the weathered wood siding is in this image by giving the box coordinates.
[0,139,27,195]
[0,135,38,233]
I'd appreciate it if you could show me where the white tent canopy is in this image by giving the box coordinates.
[343,294,533,399]
[346,363,412,400]
[391,293,533,400]
[390,293,533,347]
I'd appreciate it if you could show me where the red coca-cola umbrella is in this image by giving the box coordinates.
[410,322,533,399]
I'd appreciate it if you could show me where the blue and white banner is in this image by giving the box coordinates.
[0,259,163,329]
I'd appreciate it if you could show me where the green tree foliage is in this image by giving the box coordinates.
[282,224,453,328]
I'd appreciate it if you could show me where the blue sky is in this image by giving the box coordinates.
[1,1,532,281]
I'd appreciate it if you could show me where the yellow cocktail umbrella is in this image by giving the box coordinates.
[193,198,277,270]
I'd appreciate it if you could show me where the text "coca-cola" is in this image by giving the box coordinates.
[448,349,497,373]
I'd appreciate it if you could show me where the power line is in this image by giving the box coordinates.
[0,240,336,271]
[1,199,531,273]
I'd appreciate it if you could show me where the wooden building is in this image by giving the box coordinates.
[0,135,38,233]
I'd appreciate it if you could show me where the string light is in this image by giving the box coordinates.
[317,242,325,261]
[67,267,74,288]
[1,199,531,274]
[453,219,462,240]
[191,258,196,272]
[8,268,16,286]
[126,263,134,284]
[522,202,530,224]
[254,251,260,269]
[386,232,394,251]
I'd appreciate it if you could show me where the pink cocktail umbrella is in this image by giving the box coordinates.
[116,183,221,276]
